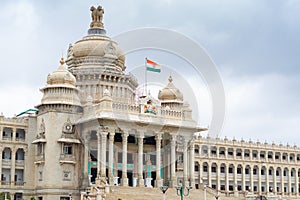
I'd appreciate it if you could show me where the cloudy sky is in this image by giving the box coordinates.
[0,0,300,145]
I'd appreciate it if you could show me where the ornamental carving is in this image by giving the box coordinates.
[90,6,104,28]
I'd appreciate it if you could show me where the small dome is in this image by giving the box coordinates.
[47,58,76,86]
[158,76,183,101]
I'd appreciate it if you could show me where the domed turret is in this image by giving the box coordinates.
[158,76,183,102]
[38,58,81,107]
[47,58,76,86]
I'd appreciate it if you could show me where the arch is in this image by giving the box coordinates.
[283,167,289,177]
[260,150,266,159]
[219,147,225,157]
[268,166,274,176]
[291,168,296,178]
[194,145,199,154]
[210,146,217,156]
[275,152,281,161]
[203,162,209,172]
[16,148,25,161]
[252,150,258,159]
[228,164,235,174]
[2,147,12,160]
[282,153,288,161]
[245,165,251,175]
[276,167,281,177]
[289,153,295,162]
[237,164,243,174]
[267,151,273,160]
[253,165,259,175]
[211,162,217,173]
[236,148,242,158]
[220,163,226,174]
[194,161,200,172]
[228,148,234,157]
[244,149,250,158]
[202,145,208,156]
[261,165,267,176]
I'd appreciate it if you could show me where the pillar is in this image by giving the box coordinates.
[170,134,176,187]
[250,167,254,192]
[225,165,229,191]
[11,147,16,186]
[83,133,90,186]
[137,134,144,187]
[296,169,299,197]
[0,146,2,185]
[189,141,195,188]
[155,133,163,187]
[274,167,277,194]
[288,168,291,196]
[12,128,16,141]
[108,132,115,185]
[258,166,261,194]
[101,132,108,177]
[121,132,128,186]
[281,169,284,195]
[183,141,188,186]
[97,132,102,178]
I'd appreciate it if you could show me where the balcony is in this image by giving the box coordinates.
[2,159,11,166]
[14,181,25,186]
[0,181,11,185]
[2,136,12,141]
[15,137,26,142]
[15,160,25,167]
[34,154,45,164]
[59,154,76,164]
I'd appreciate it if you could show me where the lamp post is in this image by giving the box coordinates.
[175,185,192,200]
[69,193,72,200]
[160,186,169,200]
[215,192,219,200]
[204,184,207,200]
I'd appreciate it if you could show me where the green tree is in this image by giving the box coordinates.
[0,192,11,200]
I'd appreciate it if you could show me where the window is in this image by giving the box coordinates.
[229,167,233,174]
[63,145,72,155]
[211,166,216,173]
[269,169,273,175]
[203,166,208,172]
[221,166,225,173]
[245,168,250,174]
[237,167,242,174]
[37,144,43,155]
[253,169,257,175]
[261,169,265,175]
[195,165,199,172]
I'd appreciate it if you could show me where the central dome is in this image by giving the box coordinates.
[66,6,125,72]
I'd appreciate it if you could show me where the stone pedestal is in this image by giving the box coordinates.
[145,178,153,188]
[121,177,128,186]
[133,177,137,187]
[113,177,119,186]
[138,178,144,187]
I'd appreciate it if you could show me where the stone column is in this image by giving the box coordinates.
[281,169,284,195]
[266,166,269,194]
[83,133,90,186]
[288,168,291,197]
[225,165,229,191]
[0,126,3,140]
[11,147,16,186]
[296,169,299,197]
[183,141,188,186]
[108,132,115,185]
[101,132,108,177]
[12,128,16,141]
[250,167,254,192]
[121,132,129,186]
[0,146,2,184]
[170,135,176,187]
[208,163,211,187]
[189,141,195,188]
[258,166,261,195]
[97,132,102,178]
[273,167,277,194]
[242,165,246,191]
[137,134,144,187]
[155,133,163,187]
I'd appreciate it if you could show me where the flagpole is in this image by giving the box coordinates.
[145,57,148,96]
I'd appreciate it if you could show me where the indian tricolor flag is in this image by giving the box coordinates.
[146,58,161,73]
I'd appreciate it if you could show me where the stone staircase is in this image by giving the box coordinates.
[106,186,245,200]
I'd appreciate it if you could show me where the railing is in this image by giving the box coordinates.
[16,160,25,166]
[35,154,45,162]
[14,181,25,186]
[15,137,26,142]
[60,154,76,162]
[2,136,12,141]
[1,181,11,185]
[2,159,11,165]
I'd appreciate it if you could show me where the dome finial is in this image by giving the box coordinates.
[60,57,65,65]
[90,5,104,29]
[168,75,173,83]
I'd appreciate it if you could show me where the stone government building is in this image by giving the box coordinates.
[0,5,299,200]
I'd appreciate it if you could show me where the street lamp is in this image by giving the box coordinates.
[160,186,169,200]
[69,193,72,200]
[215,192,219,200]
[175,185,192,200]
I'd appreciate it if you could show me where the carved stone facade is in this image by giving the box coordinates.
[0,5,297,200]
